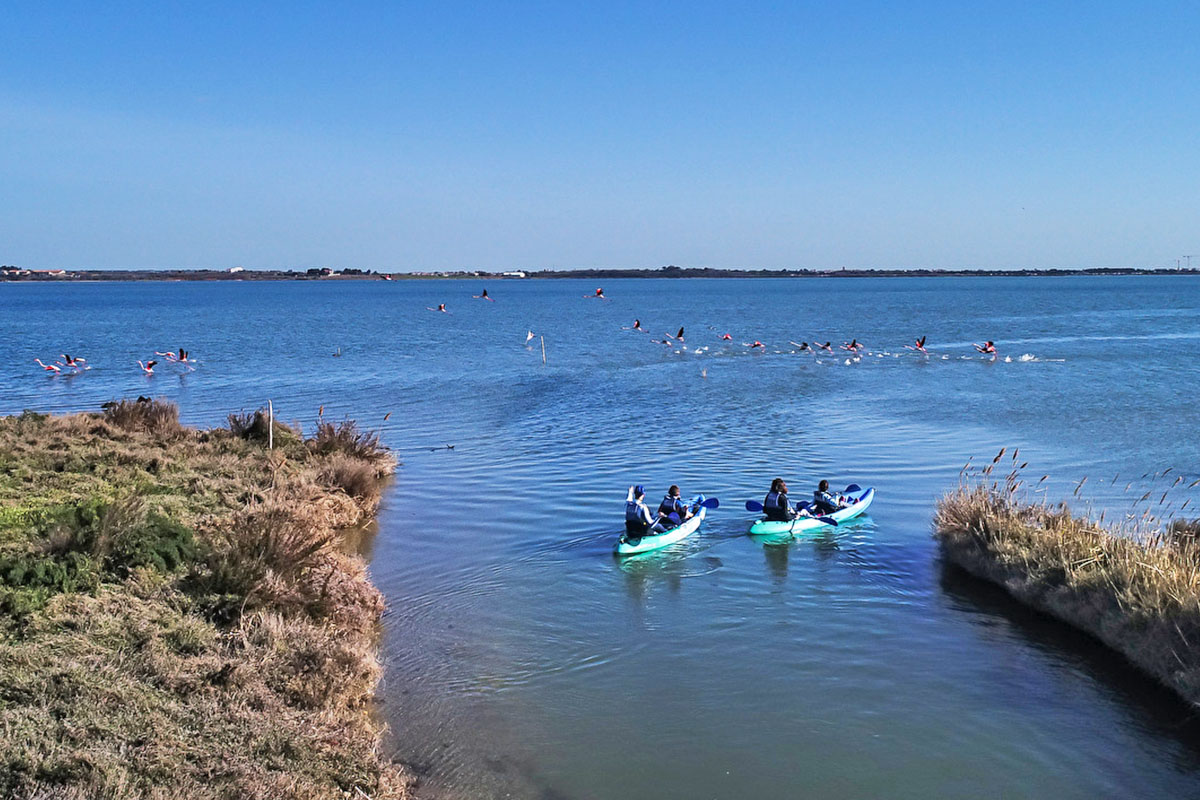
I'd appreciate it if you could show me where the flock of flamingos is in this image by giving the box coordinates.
[33,286,1005,377]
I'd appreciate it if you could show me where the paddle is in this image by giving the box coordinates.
[691,495,720,510]
[745,499,838,526]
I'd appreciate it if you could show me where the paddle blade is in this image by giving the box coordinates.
[699,497,719,509]
[745,500,764,512]
[817,516,839,526]
[844,483,862,493]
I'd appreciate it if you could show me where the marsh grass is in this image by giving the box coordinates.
[936,448,1200,706]
[0,402,410,799]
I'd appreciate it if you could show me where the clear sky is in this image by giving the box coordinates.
[2,1,1197,270]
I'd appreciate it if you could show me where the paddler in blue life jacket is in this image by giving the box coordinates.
[657,485,692,527]
[763,478,798,522]
[812,479,847,516]
[625,485,666,538]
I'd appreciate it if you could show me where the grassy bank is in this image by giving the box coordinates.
[0,401,411,799]
[935,452,1200,707]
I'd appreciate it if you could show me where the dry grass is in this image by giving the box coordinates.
[101,398,183,437]
[935,449,1200,706]
[0,402,410,799]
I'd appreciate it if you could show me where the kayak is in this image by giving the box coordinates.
[615,505,706,555]
[748,487,875,536]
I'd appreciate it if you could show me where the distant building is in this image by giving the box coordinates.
[502,270,527,278]
[229,266,244,273]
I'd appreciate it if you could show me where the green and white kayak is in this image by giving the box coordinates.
[615,505,706,555]
[748,487,875,536]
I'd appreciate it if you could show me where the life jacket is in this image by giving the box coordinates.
[763,491,791,521]
[658,495,683,518]
[812,490,839,514]
[625,499,651,536]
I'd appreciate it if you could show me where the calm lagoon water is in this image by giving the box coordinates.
[3,276,1200,798]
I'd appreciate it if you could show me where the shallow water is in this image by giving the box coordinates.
[3,276,1200,798]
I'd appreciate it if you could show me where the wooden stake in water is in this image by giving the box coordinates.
[541,336,546,365]
[268,400,274,450]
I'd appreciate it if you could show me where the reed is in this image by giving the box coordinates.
[936,450,1200,706]
[0,401,411,799]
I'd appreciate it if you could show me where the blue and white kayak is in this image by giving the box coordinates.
[615,505,706,555]
[748,487,875,536]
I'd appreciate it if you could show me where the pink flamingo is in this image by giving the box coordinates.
[905,335,928,354]
[137,360,157,375]
[35,358,61,373]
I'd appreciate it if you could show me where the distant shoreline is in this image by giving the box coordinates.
[3,265,1199,282]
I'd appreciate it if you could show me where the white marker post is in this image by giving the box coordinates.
[541,336,546,365]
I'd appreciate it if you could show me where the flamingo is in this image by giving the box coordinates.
[664,327,684,343]
[587,287,605,299]
[974,340,996,355]
[816,341,833,353]
[721,333,732,341]
[60,354,87,370]
[622,319,645,332]
[426,303,448,312]
[155,350,180,362]
[35,358,61,373]
[137,360,157,375]
[473,288,494,301]
[525,331,535,344]
[788,341,811,351]
[746,341,765,349]
[841,339,863,352]
[905,335,928,354]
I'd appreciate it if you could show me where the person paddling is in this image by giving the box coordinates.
[763,478,797,521]
[624,485,665,538]
[657,485,692,526]
[811,480,846,515]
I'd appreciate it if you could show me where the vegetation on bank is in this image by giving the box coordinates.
[0,401,410,799]
[935,451,1200,706]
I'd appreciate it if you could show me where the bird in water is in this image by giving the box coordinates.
[137,360,157,375]
[905,335,928,354]
[35,358,61,373]
[473,288,494,301]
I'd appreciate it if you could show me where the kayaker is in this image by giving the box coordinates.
[811,480,846,515]
[763,478,797,521]
[625,485,664,537]
[657,485,692,526]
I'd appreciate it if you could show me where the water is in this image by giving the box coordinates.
[3,276,1200,798]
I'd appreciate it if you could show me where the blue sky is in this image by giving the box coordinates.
[2,1,1197,270]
